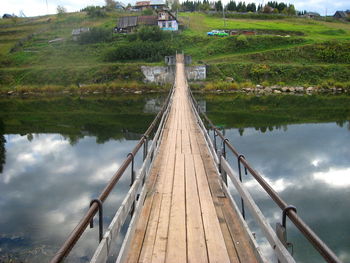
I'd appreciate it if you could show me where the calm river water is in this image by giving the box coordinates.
[0,94,349,262]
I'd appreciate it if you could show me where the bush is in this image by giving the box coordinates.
[78,27,113,44]
[82,6,107,17]
[236,35,249,48]
[104,40,175,62]
[137,26,167,42]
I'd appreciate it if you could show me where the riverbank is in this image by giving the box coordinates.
[0,81,171,97]
[2,81,350,97]
[190,81,350,95]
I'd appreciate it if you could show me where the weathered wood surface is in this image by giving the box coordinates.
[121,54,260,263]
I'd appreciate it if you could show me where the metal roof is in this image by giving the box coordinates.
[150,0,165,5]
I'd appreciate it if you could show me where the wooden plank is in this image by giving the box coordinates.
[150,150,176,262]
[124,130,171,263]
[166,153,186,262]
[138,128,177,263]
[197,142,241,263]
[185,154,209,263]
[182,129,191,154]
[193,154,231,263]
[189,129,200,154]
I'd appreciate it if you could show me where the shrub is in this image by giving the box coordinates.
[236,35,249,48]
[78,27,113,44]
[104,41,175,62]
[137,26,166,42]
[82,6,107,17]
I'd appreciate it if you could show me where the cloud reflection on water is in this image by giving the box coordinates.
[225,122,350,262]
[0,134,138,262]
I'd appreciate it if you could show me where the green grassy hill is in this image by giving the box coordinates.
[0,11,349,92]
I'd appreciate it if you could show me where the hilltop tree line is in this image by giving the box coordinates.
[181,0,296,15]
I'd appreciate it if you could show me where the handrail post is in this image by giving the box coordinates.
[143,135,148,162]
[221,139,229,185]
[89,199,103,242]
[127,152,135,217]
[213,129,217,153]
[238,155,247,220]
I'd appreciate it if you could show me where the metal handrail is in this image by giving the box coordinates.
[51,88,174,263]
[188,89,341,263]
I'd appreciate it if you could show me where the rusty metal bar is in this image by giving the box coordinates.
[89,199,103,242]
[188,88,341,263]
[51,87,174,263]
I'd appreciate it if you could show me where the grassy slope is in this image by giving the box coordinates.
[178,13,350,86]
[0,11,350,89]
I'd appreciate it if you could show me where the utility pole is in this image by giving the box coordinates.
[45,0,49,14]
[223,3,226,27]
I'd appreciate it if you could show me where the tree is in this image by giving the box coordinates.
[105,0,117,10]
[215,0,223,11]
[56,5,67,16]
[287,4,296,15]
[247,3,256,12]
[227,1,237,11]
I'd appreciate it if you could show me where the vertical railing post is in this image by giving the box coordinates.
[213,129,217,153]
[89,199,103,242]
[238,155,247,220]
[221,139,229,185]
[143,135,148,162]
[127,152,135,217]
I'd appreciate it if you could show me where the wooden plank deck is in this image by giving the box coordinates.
[122,55,259,263]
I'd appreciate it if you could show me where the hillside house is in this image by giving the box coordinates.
[333,11,350,19]
[303,12,320,18]
[115,2,126,10]
[2,14,14,19]
[133,0,166,10]
[157,10,178,31]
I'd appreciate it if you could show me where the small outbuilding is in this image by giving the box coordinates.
[115,16,138,33]
[71,27,90,41]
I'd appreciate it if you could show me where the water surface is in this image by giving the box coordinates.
[0,94,349,262]
[200,94,350,262]
[0,94,164,262]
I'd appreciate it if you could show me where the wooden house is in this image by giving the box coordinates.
[303,12,320,18]
[333,11,349,19]
[133,0,166,11]
[157,10,178,31]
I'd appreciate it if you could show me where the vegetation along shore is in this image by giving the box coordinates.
[0,1,349,95]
